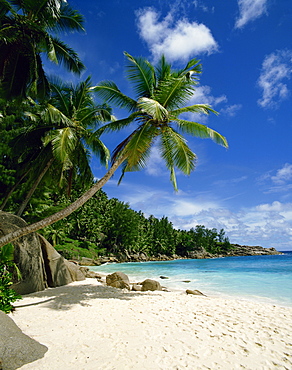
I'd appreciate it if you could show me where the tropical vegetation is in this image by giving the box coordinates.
[0,243,21,313]
[0,1,231,281]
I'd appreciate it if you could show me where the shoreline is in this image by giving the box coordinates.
[3,279,292,370]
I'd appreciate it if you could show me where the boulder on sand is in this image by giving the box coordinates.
[0,311,47,370]
[141,279,162,291]
[186,289,206,296]
[106,271,130,290]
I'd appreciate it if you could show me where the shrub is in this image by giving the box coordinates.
[0,244,22,313]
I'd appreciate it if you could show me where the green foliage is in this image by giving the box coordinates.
[0,244,22,313]
[30,188,232,259]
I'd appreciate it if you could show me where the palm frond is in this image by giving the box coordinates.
[113,122,158,169]
[173,118,229,148]
[160,127,197,189]
[155,55,171,82]
[44,127,77,164]
[171,104,218,117]
[176,58,202,79]
[156,76,195,109]
[54,2,85,33]
[50,36,85,74]
[93,81,137,111]
[84,132,110,168]
[124,51,155,98]
[95,112,139,137]
[138,97,168,121]
[43,103,73,126]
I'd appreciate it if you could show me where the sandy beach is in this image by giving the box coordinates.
[2,278,292,370]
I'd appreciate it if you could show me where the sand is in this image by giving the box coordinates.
[3,279,292,370]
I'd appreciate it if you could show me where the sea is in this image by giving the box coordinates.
[91,251,292,307]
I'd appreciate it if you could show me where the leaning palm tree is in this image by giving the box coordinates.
[0,0,85,100]
[0,52,228,247]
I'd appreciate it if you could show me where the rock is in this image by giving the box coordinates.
[0,212,48,294]
[141,279,162,291]
[0,211,85,294]
[79,266,102,279]
[132,284,142,291]
[160,276,169,279]
[79,257,101,266]
[182,280,191,283]
[39,235,74,287]
[186,289,206,296]
[64,260,86,281]
[0,311,48,370]
[106,271,130,290]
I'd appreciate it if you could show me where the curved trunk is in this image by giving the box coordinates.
[0,156,125,247]
[16,158,55,217]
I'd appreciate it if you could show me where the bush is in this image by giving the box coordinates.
[0,244,22,313]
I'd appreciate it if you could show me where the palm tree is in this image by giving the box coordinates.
[10,77,113,216]
[0,0,85,100]
[0,52,228,247]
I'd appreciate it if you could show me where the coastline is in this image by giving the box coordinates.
[3,278,292,370]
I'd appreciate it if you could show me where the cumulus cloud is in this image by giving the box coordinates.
[235,0,268,29]
[257,49,292,108]
[136,8,218,62]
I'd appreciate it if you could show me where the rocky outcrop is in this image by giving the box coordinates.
[0,211,86,295]
[106,271,130,290]
[227,245,282,256]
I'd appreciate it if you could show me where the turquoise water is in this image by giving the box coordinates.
[91,251,292,307]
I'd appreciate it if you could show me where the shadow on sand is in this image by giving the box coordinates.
[13,280,156,311]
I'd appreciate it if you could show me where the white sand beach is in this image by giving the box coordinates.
[4,278,292,370]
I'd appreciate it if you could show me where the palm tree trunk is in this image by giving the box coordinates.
[0,156,125,248]
[16,158,55,217]
[0,170,30,211]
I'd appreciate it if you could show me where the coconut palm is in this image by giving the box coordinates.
[3,77,113,216]
[0,0,85,100]
[0,52,228,247]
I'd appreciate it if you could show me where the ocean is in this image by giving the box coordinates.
[91,251,292,307]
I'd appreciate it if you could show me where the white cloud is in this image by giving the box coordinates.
[259,163,292,194]
[271,163,292,185]
[189,86,227,106]
[103,178,292,250]
[220,104,243,117]
[136,8,218,62]
[145,146,166,176]
[235,0,268,29]
[257,49,292,108]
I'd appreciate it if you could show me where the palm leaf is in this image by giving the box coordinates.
[54,2,85,33]
[124,51,155,98]
[96,112,140,136]
[93,81,137,111]
[156,76,195,109]
[173,118,228,148]
[44,127,77,164]
[160,127,196,188]
[171,104,218,117]
[138,97,168,121]
[50,36,85,74]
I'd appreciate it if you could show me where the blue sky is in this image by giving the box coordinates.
[49,0,291,250]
